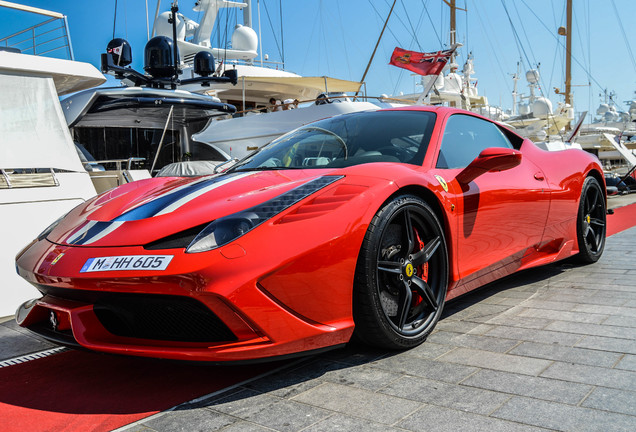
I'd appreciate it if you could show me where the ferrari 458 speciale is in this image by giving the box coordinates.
[15,106,607,362]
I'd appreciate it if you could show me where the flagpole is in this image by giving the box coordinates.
[415,43,462,105]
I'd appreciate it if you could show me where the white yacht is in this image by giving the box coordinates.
[0,49,105,317]
[140,0,382,161]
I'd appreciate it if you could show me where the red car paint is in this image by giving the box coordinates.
[15,106,605,361]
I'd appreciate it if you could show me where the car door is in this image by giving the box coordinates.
[435,113,550,290]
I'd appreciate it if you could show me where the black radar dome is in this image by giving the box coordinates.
[194,51,215,77]
[144,36,179,78]
[106,38,132,66]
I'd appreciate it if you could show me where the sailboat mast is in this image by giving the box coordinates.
[450,0,456,63]
[565,0,572,106]
[443,0,465,63]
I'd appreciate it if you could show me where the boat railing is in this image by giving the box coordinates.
[0,168,59,189]
[220,95,417,119]
[0,3,74,60]
[91,157,146,171]
[183,56,286,71]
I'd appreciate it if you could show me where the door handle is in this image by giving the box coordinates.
[534,172,545,181]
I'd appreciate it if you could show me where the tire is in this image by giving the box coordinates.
[353,195,449,349]
[575,176,606,263]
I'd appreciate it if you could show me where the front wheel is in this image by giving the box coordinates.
[575,176,606,263]
[353,195,449,349]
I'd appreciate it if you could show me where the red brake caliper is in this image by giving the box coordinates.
[411,228,429,307]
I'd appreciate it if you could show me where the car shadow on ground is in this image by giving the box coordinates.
[172,261,571,412]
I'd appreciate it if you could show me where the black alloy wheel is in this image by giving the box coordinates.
[353,195,448,349]
[576,176,606,263]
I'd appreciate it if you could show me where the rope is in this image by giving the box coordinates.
[610,0,636,76]
[263,0,283,62]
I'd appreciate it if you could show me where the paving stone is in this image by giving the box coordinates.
[244,369,323,400]
[212,421,276,432]
[575,335,636,355]
[509,341,622,368]
[427,331,520,353]
[141,408,237,432]
[434,320,495,335]
[461,369,592,405]
[488,289,544,300]
[317,364,402,391]
[572,304,636,318]
[543,293,628,307]
[379,375,511,415]
[472,314,552,330]
[582,387,636,416]
[237,398,330,432]
[404,341,455,360]
[398,404,548,432]
[492,396,636,432]
[205,388,282,417]
[615,354,636,371]
[603,315,636,328]
[483,325,583,346]
[0,323,57,361]
[510,299,577,312]
[121,426,156,432]
[459,303,515,318]
[547,281,636,293]
[544,320,635,340]
[301,413,406,432]
[206,387,330,432]
[540,362,636,391]
[437,347,553,376]
[518,307,609,324]
[369,353,478,383]
[494,297,539,306]
[291,382,420,425]
[318,344,390,366]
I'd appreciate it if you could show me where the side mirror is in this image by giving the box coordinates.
[455,147,522,184]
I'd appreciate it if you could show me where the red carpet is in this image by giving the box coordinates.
[0,350,283,432]
[607,203,636,237]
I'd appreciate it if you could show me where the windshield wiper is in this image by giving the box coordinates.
[231,166,302,173]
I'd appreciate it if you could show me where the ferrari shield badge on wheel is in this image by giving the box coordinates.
[15,107,606,362]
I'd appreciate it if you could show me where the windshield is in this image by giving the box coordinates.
[230,110,436,171]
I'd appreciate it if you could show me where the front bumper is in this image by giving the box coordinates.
[15,235,357,362]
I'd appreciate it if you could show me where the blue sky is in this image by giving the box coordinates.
[2,0,635,119]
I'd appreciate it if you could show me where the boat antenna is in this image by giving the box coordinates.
[145,0,150,41]
[170,1,180,89]
[354,0,397,99]
[112,0,118,39]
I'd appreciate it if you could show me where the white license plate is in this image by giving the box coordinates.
[80,255,173,273]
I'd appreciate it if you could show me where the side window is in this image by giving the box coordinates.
[436,114,513,169]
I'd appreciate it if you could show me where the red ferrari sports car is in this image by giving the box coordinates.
[15,106,607,362]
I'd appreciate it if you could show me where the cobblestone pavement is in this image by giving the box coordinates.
[117,224,636,432]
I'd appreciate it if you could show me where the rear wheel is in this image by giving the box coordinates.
[353,195,448,349]
[576,176,606,263]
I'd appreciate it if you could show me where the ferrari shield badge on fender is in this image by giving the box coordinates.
[434,175,448,192]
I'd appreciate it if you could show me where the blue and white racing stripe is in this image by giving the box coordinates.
[65,172,257,245]
[113,172,254,222]
[66,221,125,245]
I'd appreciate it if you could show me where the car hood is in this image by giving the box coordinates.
[46,170,340,247]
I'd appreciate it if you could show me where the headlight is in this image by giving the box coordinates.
[186,212,260,253]
[186,175,343,253]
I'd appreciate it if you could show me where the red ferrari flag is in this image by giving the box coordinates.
[389,47,453,76]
